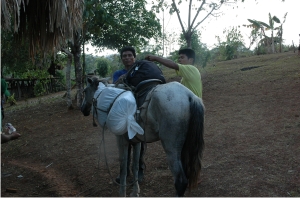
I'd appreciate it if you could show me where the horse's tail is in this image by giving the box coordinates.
[181,96,205,190]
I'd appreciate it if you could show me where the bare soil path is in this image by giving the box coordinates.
[1,51,300,197]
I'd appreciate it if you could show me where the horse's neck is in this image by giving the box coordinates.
[94,82,106,98]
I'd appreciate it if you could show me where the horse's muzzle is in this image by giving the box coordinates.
[82,111,90,116]
[81,102,91,116]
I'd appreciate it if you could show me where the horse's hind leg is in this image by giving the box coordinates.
[174,167,188,197]
[171,158,188,196]
[116,135,129,197]
[161,141,188,196]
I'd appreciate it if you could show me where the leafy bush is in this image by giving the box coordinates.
[214,27,247,61]
[34,81,46,97]
[7,93,17,106]
[54,70,66,91]
[254,45,267,55]
[96,58,109,77]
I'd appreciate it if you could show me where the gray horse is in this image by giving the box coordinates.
[81,77,205,197]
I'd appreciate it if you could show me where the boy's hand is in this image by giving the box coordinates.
[145,55,155,61]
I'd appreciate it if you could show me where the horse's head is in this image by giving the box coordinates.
[81,77,110,116]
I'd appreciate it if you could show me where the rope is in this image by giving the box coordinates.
[102,124,139,187]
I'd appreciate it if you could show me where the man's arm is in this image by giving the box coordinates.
[113,70,122,83]
[145,55,179,70]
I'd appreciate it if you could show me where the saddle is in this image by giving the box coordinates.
[118,79,163,143]
[132,79,163,108]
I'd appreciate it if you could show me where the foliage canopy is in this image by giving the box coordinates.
[84,0,162,52]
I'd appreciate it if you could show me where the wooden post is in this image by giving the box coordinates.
[17,81,22,100]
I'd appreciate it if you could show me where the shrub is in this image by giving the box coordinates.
[34,81,46,97]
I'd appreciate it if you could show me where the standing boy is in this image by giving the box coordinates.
[145,48,202,98]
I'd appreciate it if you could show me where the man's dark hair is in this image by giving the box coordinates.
[120,46,136,58]
[178,48,195,64]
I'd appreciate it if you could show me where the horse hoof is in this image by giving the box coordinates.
[115,176,120,184]
[138,171,144,183]
[130,192,139,197]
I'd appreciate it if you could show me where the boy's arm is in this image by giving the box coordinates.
[145,55,179,70]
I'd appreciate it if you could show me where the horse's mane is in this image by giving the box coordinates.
[90,76,99,81]
[89,76,110,85]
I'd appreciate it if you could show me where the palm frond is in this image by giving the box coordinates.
[272,16,281,23]
[247,19,261,29]
[259,21,271,29]
[1,0,84,58]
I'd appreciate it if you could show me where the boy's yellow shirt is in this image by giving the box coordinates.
[176,64,202,98]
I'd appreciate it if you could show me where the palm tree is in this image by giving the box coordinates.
[248,13,281,53]
[274,12,288,53]
[266,13,281,53]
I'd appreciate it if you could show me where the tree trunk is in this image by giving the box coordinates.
[62,48,74,110]
[271,31,275,53]
[185,32,192,48]
[71,32,83,108]
[82,41,86,86]
[279,26,283,53]
[187,37,192,48]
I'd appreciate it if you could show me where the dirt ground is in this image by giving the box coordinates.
[1,51,300,197]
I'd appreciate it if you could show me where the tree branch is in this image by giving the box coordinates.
[61,48,73,56]
[188,0,193,31]
[190,0,206,29]
[192,4,216,32]
[171,0,186,34]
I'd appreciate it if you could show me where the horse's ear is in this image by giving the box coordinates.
[87,77,93,84]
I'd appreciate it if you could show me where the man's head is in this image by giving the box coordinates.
[120,46,136,70]
[178,48,195,65]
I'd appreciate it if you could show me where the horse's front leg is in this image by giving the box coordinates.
[130,142,141,197]
[116,135,129,197]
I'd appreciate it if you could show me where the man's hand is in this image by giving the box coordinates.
[115,74,126,86]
